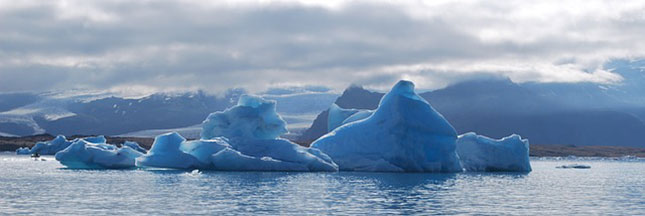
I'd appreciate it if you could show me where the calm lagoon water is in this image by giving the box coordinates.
[1,153,644,215]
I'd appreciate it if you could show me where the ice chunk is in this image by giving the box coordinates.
[17,135,106,155]
[136,132,204,169]
[201,95,287,140]
[211,148,309,171]
[312,80,462,172]
[197,94,337,171]
[16,147,31,155]
[83,135,106,144]
[27,135,72,155]
[327,104,360,132]
[123,141,147,154]
[180,138,230,164]
[556,164,590,169]
[228,138,338,171]
[341,110,373,126]
[327,104,373,132]
[55,139,144,169]
[124,94,339,171]
[456,132,531,172]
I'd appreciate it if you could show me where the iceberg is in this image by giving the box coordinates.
[180,138,230,164]
[456,132,531,172]
[15,147,31,155]
[123,141,147,154]
[16,135,105,155]
[311,80,463,172]
[556,164,591,169]
[327,104,373,132]
[137,95,337,171]
[201,95,287,141]
[136,132,205,169]
[218,138,338,171]
[55,139,144,169]
[210,148,309,171]
[199,95,337,171]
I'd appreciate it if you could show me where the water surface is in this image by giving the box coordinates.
[1,153,643,215]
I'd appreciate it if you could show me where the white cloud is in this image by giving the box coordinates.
[0,0,644,94]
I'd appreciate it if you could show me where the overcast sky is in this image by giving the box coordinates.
[1,0,644,95]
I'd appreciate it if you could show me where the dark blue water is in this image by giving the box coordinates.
[1,153,644,215]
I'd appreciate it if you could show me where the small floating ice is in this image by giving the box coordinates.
[556,164,591,169]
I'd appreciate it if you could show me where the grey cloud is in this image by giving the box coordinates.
[1,1,644,94]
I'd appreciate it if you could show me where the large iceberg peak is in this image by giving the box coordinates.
[312,80,462,172]
[373,80,457,138]
[201,94,288,140]
[388,80,416,97]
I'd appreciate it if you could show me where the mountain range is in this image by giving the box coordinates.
[1,60,644,147]
[299,60,645,147]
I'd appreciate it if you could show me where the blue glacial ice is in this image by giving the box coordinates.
[55,139,144,169]
[312,80,463,172]
[179,138,231,164]
[456,132,531,172]
[136,132,205,169]
[327,104,373,132]
[16,135,106,155]
[138,95,338,171]
[123,141,147,154]
[201,95,288,141]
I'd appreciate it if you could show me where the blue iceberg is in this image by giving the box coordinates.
[55,139,144,169]
[136,132,205,169]
[312,80,463,172]
[327,104,373,132]
[456,132,531,172]
[123,141,147,154]
[138,95,337,171]
[201,95,288,141]
[16,135,106,155]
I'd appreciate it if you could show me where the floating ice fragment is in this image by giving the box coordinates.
[456,132,532,172]
[556,164,591,169]
[55,139,143,169]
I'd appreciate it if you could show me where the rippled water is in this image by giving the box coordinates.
[1,153,644,215]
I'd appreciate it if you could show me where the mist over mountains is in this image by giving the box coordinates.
[1,60,644,147]
[300,60,645,147]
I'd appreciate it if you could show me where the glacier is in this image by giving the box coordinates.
[311,80,463,172]
[16,135,106,155]
[55,138,144,169]
[456,132,531,172]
